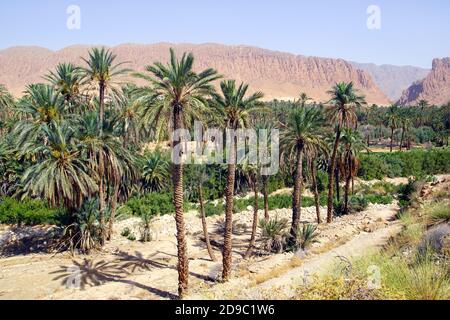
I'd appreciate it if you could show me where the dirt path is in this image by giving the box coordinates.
[253,222,403,297]
[186,202,402,299]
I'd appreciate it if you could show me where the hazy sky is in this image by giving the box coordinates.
[0,0,449,68]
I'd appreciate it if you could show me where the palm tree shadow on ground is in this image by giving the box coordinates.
[50,250,215,299]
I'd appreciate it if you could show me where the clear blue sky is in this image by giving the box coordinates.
[0,0,449,68]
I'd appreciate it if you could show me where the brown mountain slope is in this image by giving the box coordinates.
[0,43,390,104]
[397,58,450,106]
[350,62,429,101]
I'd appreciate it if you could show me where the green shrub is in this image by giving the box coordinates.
[203,202,225,217]
[296,223,319,250]
[334,195,369,217]
[121,227,131,237]
[259,217,289,253]
[123,192,189,217]
[364,194,394,205]
[232,194,320,214]
[397,178,425,210]
[359,149,450,180]
[349,194,369,212]
[0,197,65,226]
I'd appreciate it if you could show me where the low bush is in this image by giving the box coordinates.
[121,227,132,237]
[259,217,289,253]
[359,149,450,180]
[0,197,65,226]
[122,192,189,217]
[364,194,394,205]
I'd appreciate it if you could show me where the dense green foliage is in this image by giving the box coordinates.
[358,149,450,180]
[0,197,65,225]
[119,192,189,217]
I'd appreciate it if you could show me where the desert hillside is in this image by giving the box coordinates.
[350,62,429,101]
[0,43,391,105]
[397,57,450,106]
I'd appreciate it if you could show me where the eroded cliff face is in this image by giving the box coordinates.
[397,58,450,106]
[0,43,390,104]
[350,62,429,101]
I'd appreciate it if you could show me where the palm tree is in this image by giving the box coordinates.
[386,105,399,152]
[134,48,220,298]
[254,120,276,222]
[281,107,325,242]
[20,123,98,210]
[0,85,14,136]
[243,163,259,259]
[297,92,312,108]
[325,82,366,223]
[111,84,143,146]
[44,63,84,107]
[77,110,136,240]
[13,84,65,149]
[212,80,264,281]
[399,110,412,152]
[306,142,328,224]
[141,150,170,192]
[191,164,218,262]
[418,99,429,126]
[81,47,130,245]
[339,129,365,214]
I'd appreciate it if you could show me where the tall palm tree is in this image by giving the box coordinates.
[339,129,365,214]
[190,164,218,262]
[306,142,329,224]
[212,80,264,281]
[386,105,399,152]
[399,110,411,152]
[111,84,143,146]
[418,99,429,126]
[281,107,325,242]
[44,63,84,108]
[134,48,220,298]
[242,163,259,259]
[325,82,366,223]
[254,120,276,222]
[20,123,98,210]
[81,47,130,245]
[77,111,136,241]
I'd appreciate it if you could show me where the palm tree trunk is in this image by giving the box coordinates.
[327,127,341,223]
[390,127,394,152]
[343,156,352,215]
[244,177,259,259]
[400,127,405,152]
[198,186,217,262]
[98,80,106,246]
[290,144,304,241]
[222,135,237,282]
[107,180,120,240]
[311,161,321,224]
[351,177,355,194]
[335,168,340,202]
[172,105,189,299]
[262,176,269,222]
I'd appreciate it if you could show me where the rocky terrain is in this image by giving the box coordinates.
[0,43,391,104]
[398,57,450,106]
[350,62,429,101]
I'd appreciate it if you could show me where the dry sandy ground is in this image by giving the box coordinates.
[0,205,397,300]
[0,176,447,300]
